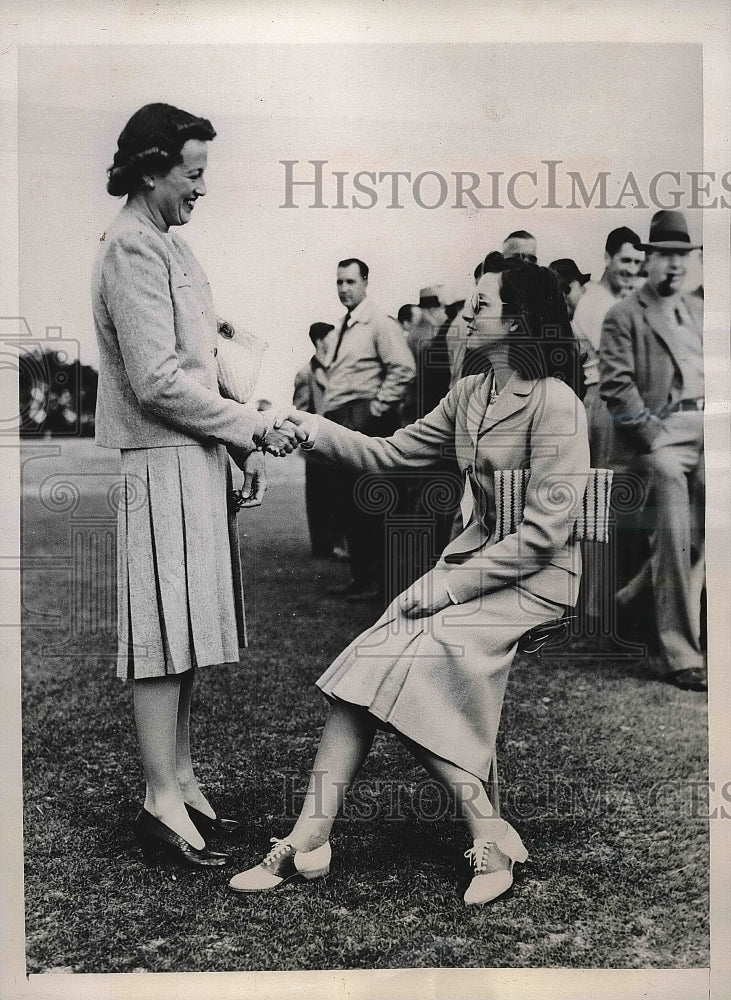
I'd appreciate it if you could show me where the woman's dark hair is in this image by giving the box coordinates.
[480,251,585,399]
[106,103,216,197]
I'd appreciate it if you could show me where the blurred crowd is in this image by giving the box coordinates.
[292,211,706,690]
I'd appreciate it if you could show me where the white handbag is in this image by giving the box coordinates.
[217,320,269,405]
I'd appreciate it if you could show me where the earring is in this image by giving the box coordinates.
[145,179,155,189]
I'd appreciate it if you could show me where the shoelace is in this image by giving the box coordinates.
[464,841,493,874]
[262,837,294,866]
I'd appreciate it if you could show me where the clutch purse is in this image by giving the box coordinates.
[217,320,269,405]
[493,468,614,543]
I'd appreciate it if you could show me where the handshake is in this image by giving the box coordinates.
[257,408,318,458]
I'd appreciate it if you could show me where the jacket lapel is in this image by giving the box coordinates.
[476,373,536,438]
[638,289,679,358]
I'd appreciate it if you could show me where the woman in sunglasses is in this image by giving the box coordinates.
[230,254,589,906]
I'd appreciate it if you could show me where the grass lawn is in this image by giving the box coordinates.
[20,440,709,972]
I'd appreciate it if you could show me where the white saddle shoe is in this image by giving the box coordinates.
[463,822,528,906]
[228,837,331,894]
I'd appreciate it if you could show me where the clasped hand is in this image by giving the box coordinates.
[271,408,318,444]
[260,415,308,457]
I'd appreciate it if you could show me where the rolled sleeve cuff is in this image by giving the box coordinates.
[300,414,321,449]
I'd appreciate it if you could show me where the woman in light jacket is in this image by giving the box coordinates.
[230,256,590,905]
[93,104,295,868]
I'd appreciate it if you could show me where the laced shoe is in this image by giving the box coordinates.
[463,822,528,906]
[228,837,331,894]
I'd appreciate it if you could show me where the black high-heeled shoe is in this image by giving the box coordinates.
[185,803,241,837]
[134,809,230,868]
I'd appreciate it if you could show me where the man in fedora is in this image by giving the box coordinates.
[405,285,447,357]
[599,210,705,690]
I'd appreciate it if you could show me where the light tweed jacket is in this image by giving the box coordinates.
[92,205,265,450]
[311,372,590,607]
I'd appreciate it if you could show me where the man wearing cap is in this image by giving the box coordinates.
[293,322,340,558]
[323,258,416,601]
[599,210,705,691]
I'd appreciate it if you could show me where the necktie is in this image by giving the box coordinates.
[329,311,351,366]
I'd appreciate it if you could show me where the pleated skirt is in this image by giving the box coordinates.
[316,578,564,779]
[116,443,246,680]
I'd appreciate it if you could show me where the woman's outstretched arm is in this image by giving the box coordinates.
[284,377,479,474]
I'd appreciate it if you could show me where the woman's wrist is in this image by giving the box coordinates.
[253,412,270,451]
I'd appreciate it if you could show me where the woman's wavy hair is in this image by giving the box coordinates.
[481,251,585,400]
[106,103,216,197]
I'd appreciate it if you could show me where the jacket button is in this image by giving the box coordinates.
[213,347,218,357]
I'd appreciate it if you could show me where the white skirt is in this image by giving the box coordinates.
[116,443,246,680]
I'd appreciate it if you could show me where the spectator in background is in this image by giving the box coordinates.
[447,266,483,387]
[502,230,538,264]
[397,287,466,586]
[401,286,447,421]
[600,210,705,691]
[322,258,416,601]
[293,322,341,558]
[405,286,447,357]
[551,257,603,631]
[397,303,422,345]
[573,227,645,466]
[549,258,596,391]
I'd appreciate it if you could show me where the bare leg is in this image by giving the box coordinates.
[174,667,214,818]
[287,701,378,852]
[401,737,510,870]
[134,672,205,849]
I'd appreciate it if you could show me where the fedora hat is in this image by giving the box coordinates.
[418,284,445,309]
[641,210,701,252]
[549,258,591,286]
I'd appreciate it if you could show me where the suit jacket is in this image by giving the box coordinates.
[311,373,590,607]
[293,356,328,415]
[598,284,703,458]
[92,205,266,450]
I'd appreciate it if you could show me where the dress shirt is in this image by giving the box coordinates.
[322,297,415,413]
[573,281,619,351]
[669,299,704,402]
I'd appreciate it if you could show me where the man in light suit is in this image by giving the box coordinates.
[599,210,705,691]
[323,258,416,601]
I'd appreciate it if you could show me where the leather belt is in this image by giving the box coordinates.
[664,397,704,414]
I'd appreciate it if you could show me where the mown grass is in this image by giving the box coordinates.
[21,441,709,972]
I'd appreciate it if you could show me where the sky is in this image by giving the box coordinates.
[18,43,703,403]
